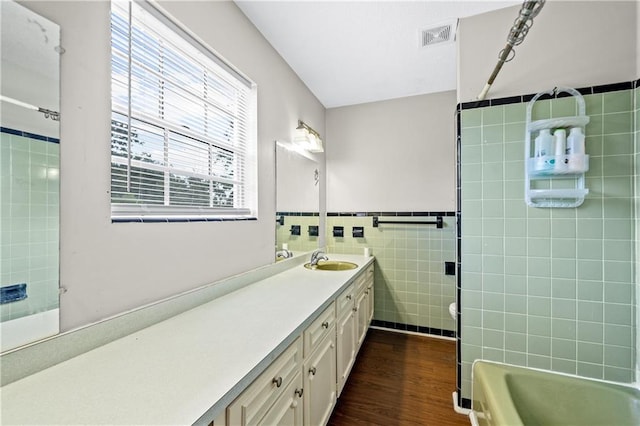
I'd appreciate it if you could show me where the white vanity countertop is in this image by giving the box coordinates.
[0,254,374,425]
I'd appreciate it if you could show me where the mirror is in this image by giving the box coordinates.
[0,1,61,352]
[275,141,320,260]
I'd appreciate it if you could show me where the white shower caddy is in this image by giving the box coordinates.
[525,87,590,208]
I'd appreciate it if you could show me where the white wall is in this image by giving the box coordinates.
[326,91,456,212]
[458,1,637,102]
[22,1,325,331]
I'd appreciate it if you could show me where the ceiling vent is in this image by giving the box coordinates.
[420,20,458,47]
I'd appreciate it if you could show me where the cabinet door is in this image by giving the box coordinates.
[336,308,356,397]
[227,338,302,426]
[355,289,368,349]
[303,327,337,426]
[366,283,374,324]
[258,372,303,426]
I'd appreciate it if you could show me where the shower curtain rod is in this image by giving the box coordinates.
[477,0,545,101]
[0,94,60,121]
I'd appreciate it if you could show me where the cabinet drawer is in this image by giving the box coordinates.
[227,336,303,426]
[336,283,355,317]
[304,302,335,357]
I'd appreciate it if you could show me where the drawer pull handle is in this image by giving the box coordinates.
[322,321,329,329]
[295,388,304,398]
[353,307,358,312]
[346,295,352,300]
[272,377,283,388]
[365,290,369,295]
[309,366,317,376]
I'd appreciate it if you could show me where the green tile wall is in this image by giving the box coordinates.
[460,89,636,400]
[327,215,457,332]
[276,215,319,255]
[0,133,59,322]
[635,85,640,382]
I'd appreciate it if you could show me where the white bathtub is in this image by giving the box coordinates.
[1,309,59,352]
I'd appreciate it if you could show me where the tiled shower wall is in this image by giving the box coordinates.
[0,130,59,322]
[635,85,639,381]
[459,86,637,400]
[326,214,457,335]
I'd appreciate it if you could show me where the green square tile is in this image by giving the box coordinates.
[552,359,577,375]
[462,163,482,182]
[461,126,482,145]
[505,332,526,352]
[482,218,504,236]
[551,97,578,117]
[603,111,632,134]
[585,114,603,136]
[576,220,603,239]
[528,315,551,336]
[526,206,551,219]
[462,326,482,345]
[528,257,550,277]
[603,367,633,383]
[552,318,576,339]
[603,240,633,262]
[483,348,505,362]
[602,259,632,285]
[603,198,632,219]
[527,219,551,237]
[504,256,526,276]
[528,277,551,297]
[604,282,632,303]
[531,99,551,120]
[603,133,633,156]
[483,274,505,293]
[585,135,603,156]
[551,219,576,238]
[602,154,633,177]
[551,239,575,259]
[504,180,523,200]
[504,160,524,180]
[527,238,550,257]
[576,260,602,280]
[504,102,526,123]
[483,161,504,181]
[504,123,526,143]
[577,301,603,322]
[482,106,504,126]
[604,345,633,369]
[483,255,504,274]
[603,324,632,347]
[505,275,526,295]
[483,329,505,349]
[528,354,551,370]
[483,311,504,330]
[602,176,632,198]
[483,292,504,311]
[603,90,632,113]
[603,219,632,239]
[577,280,603,301]
[552,338,576,360]
[482,200,504,218]
[528,336,551,356]
[482,181,504,199]
[505,294,526,314]
[576,198,603,219]
[552,278,576,299]
[528,296,550,316]
[577,341,603,363]
[462,181,482,199]
[552,298,576,319]
[584,94,603,115]
[462,109,482,127]
[577,321,603,343]
[461,144,482,164]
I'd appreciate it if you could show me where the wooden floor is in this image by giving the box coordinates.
[328,328,470,426]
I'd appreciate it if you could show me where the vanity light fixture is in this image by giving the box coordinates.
[295,120,324,153]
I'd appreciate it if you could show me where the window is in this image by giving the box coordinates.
[110,1,257,221]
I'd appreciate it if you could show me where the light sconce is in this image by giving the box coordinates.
[295,120,324,153]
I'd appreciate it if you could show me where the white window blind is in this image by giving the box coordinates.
[110,1,257,220]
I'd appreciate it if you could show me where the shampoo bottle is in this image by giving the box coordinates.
[553,129,566,156]
[534,129,552,157]
[566,127,585,155]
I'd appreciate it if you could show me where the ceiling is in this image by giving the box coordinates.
[236,1,519,108]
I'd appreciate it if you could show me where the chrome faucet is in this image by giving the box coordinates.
[309,249,328,266]
[276,249,293,260]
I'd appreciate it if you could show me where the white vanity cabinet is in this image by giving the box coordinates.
[303,303,337,426]
[225,262,374,426]
[227,337,303,426]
